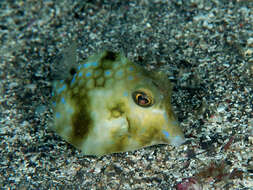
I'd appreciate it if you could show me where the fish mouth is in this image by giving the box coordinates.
[161,126,185,146]
[161,112,185,146]
[170,135,185,146]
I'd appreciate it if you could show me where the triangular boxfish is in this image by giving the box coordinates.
[52,51,185,156]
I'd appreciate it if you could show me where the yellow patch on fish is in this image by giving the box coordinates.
[52,51,184,156]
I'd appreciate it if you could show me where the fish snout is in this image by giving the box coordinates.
[161,117,185,146]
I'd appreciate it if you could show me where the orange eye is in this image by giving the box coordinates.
[132,91,154,107]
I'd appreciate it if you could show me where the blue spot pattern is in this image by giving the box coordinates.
[83,63,91,68]
[162,130,170,139]
[128,76,133,80]
[71,73,77,85]
[61,97,66,104]
[56,112,60,118]
[52,102,56,107]
[91,62,98,67]
[67,107,74,113]
[78,65,82,70]
[116,70,123,76]
[123,92,128,96]
[105,70,111,76]
[86,72,91,77]
[57,84,66,94]
[128,67,134,71]
[78,72,83,77]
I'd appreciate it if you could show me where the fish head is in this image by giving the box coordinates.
[99,65,185,153]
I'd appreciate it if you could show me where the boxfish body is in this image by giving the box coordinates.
[52,51,185,156]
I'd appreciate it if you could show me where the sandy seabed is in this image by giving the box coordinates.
[0,0,252,189]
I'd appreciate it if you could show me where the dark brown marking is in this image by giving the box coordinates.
[103,101,130,153]
[99,51,119,70]
[126,117,132,133]
[108,102,125,118]
[70,67,77,75]
[101,51,117,62]
[166,100,176,119]
[94,78,106,88]
[93,68,105,88]
[70,89,92,147]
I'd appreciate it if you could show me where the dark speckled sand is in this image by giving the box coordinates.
[0,0,252,189]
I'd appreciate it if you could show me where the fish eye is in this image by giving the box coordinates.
[132,91,154,107]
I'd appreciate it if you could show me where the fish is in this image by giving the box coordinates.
[52,50,185,156]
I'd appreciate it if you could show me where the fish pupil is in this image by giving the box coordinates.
[138,95,148,105]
